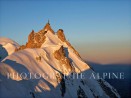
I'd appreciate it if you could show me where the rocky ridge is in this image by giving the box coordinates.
[16,21,81,58]
[0,21,121,98]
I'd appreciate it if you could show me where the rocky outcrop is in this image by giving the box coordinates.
[54,46,72,74]
[26,30,46,48]
[43,22,54,34]
[56,29,66,42]
[16,30,46,51]
[16,23,52,51]
[16,21,81,59]
[56,29,81,58]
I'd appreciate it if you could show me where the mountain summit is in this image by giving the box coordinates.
[0,22,120,98]
[43,20,54,33]
[16,21,81,57]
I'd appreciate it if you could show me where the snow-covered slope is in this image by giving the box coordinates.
[41,30,89,73]
[0,25,120,98]
[0,37,20,61]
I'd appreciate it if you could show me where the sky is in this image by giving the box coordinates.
[0,0,131,64]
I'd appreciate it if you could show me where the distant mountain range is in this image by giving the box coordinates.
[0,22,120,98]
[86,61,131,98]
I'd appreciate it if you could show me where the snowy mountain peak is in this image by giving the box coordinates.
[16,22,81,60]
[0,22,120,98]
[0,37,20,61]
[43,21,54,34]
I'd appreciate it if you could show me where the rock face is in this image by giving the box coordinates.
[16,23,51,51]
[43,22,54,34]
[56,29,66,42]
[26,30,46,48]
[54,46,72,74]
[56,29,81,58]
[16,21,81,59]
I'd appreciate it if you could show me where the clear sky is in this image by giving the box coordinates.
[0,0,131,64]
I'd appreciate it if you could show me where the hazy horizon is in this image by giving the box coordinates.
[0,0,131,64]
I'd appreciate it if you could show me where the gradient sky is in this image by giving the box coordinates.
[0,0,131,64]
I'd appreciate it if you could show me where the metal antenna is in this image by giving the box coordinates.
[48,19,50,24]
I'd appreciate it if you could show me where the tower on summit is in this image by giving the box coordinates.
[43,19,54,34]
[48,19,50,25]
